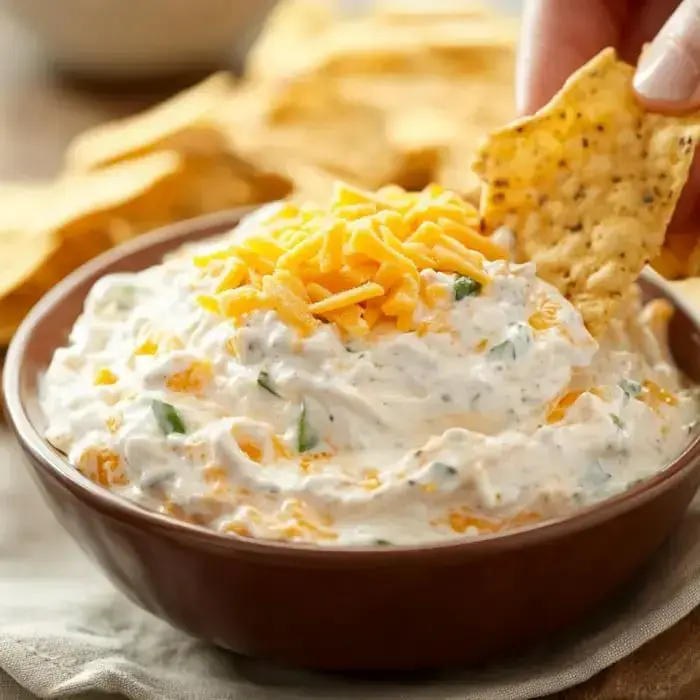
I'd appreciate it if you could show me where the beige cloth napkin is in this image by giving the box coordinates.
[3,423,700,700]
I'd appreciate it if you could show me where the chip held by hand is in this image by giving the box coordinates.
[473,47,700,336]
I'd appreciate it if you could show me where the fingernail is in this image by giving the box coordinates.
[634,36,700,102]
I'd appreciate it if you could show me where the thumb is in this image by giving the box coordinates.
[634,0,700,112]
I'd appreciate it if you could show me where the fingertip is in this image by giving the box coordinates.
[515,0,540,115]
[633,1,700,113]
[633,91,700,115]
[516,0,621,115]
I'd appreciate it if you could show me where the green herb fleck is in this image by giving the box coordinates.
[297,402,319,453]
[610,414,624,430]
[454,275,482,301]
[488,339,515,360]
[152,400,186,435]
[374,538,392,546]
[257,370,281,397]
[488,323,532,361]
[619,379,642,399]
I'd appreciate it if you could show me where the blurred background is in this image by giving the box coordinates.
[0,0,522,347]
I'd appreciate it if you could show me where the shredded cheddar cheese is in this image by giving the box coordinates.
[448,510,500,534]
[547,388,606,424]
[361,468,382,491]
[94,368,118,386]
[134,339,159,355]
[641,379,678,410]
[203,465,228,485]
[165,360,212,395]
[226,522,251,537]
[529,298,560,331]
[238,439,263,463]
[447,509,540,535]
[105,415,122,434]
[194,182,507,337]
[77,448,127,488]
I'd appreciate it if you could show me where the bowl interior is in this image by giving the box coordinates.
[5,207,700,555]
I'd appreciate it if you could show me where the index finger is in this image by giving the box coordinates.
[516,0,624,115]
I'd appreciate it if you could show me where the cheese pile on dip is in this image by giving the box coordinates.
[40,181,697,546]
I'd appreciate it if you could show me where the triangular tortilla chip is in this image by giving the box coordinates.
[0,229,58,300]
[65,72,234,172]
[244,0,336,82]
[220,80,405,190]
[41,151,184,239]
[0,289,42,341]
[473,47,700,336]
[0,183,59,301]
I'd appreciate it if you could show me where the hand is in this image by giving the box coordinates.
[517,0,700,243]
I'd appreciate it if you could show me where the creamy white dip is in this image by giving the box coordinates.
[40,207,698,546]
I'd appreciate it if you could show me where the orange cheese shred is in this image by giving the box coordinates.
[194,182,499,337]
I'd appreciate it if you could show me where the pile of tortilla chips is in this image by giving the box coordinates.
[0,0,518,346]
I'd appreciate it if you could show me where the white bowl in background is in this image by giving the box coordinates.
[2,0,279,78]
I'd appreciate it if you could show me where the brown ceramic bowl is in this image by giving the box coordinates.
[4,208,700,671]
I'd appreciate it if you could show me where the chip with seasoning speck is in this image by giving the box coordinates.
[473,47,700,336]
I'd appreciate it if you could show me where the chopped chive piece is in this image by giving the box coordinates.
[488,339,515,360]
[374,538,392,546]
[454,275,482,301]
[610,414,624,430]
[257,370,281,397]
[489,323,532,361]
[297,401,319,453]
[619,379,642,399]
[152,400,186,435]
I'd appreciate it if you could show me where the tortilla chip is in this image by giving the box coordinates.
[0,182,57,302]
[373,0,497,22]
[385,108,457,190]
[0,287,47,345]
[278,160,360,203]
[0,313,21,346]
[221,81,404,190]
[0,283,49,345]
[299,18,517,79]
[438,143,483,198]
[166,154,291,220]
[0,229,58,300]
[473,48,700,336]
[65,72,234,172]
[232,0,517,196]
[245,0,336,82]
[68,152,289,248]
[0,182,55,230]
[42,151,183,239]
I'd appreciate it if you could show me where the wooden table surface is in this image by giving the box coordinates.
[2,10,700,700]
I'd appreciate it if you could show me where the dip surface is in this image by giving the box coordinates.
[40,186,698,546]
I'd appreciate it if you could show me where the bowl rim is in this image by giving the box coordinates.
[4,207,700,562]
